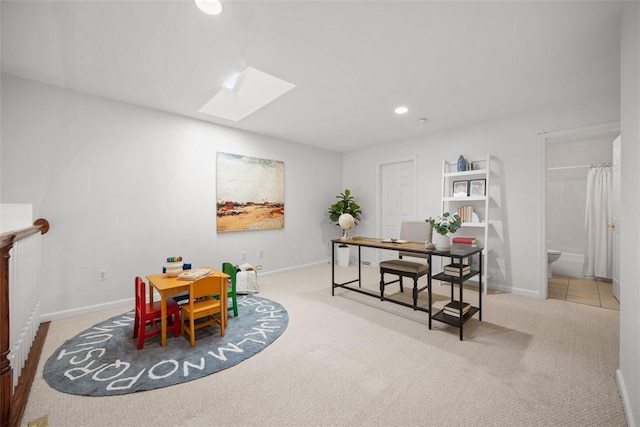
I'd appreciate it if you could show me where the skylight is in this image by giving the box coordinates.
[199,67,296,122]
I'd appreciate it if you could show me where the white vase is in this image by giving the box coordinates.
[434,233,450,251]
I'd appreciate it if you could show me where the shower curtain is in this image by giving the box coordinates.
[582,165,612,278]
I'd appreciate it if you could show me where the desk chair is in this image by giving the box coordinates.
[379,221,432,309]
[133,276,181,350]
[181,276,225,347]
[222,262,239,317]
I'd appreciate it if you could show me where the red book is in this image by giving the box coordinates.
[452,237,476,244]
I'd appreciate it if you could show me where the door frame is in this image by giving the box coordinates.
[539,121,620,299]
[612,135,621,301]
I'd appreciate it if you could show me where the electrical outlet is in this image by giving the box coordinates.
[241,252,246,261]
[98,269,107,281]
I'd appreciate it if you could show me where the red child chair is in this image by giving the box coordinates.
[133,276,181,349]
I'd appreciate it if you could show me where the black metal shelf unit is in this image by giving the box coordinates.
[428,248,483,340]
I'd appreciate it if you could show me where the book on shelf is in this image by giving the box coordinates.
[443,265,470,271]
[443,309,468,318]
[443,263,471,276]
[452,237,476,244]
[443,300,471,315]
[442,270,471,277]
[444,262,469,269]
[456,206,475,223]
[443,269,471,275]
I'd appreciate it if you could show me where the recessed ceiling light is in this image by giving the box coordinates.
[394,106,409,115]
[194,0,223,15]
[417,118,428,124]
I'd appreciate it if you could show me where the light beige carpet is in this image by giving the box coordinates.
[22,263,626,426]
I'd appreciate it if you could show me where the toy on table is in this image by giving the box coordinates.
[165,256,184,277]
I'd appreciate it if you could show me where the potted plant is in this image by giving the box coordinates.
[426,212,462,251]
[328,189,362,226]
[328,189,363,266]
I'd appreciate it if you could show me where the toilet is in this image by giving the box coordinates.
[547,250,562,278]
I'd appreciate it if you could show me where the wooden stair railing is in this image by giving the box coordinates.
[1,219,49,427]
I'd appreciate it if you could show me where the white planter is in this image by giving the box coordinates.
[336,245,350,267]
[434,233,450,251]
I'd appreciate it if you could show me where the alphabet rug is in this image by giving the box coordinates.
[43,295,288,396]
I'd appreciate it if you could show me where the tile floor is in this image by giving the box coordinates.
[548,275,620,310]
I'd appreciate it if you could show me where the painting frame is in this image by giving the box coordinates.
[216,152,285,232]
[469,179,486,196]
[452,180,469,197]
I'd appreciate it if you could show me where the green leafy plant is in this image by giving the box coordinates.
[328,189,362,225]
[427,212,462,235]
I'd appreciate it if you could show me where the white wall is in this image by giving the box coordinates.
[1,74,343,320]
[619,2,640,425]
[343,103,619,298]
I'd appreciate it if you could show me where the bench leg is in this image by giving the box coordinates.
[379,272,385,301]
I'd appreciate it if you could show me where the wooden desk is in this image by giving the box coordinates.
[146,267,229,347]
[331,237,484,340]
[331,237,434,311]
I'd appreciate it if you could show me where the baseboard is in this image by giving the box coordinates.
[490,283,541,298]
[40,298,132,322]
[617,368,636,427]
[264,260,327,276]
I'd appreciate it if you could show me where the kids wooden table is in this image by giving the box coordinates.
[146,267,229,346]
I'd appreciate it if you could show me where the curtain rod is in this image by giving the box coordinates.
[538,121,621,138]
[547,163,611,171]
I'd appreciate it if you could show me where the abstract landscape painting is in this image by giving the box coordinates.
[216,152,285,232]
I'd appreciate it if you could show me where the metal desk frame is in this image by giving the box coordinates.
[331,237,483,340]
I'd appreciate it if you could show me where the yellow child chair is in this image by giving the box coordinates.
[222,262,239,317]
[181,276,225,347]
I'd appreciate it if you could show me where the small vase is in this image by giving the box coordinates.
[434,233,450,251]
[457,155,466,172]
[341,227,351,241]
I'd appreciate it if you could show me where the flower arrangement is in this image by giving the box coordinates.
[426,212,462,235]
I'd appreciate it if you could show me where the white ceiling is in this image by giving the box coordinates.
[1,0,622,153]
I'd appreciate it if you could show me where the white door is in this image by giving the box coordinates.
[379,159,416,261]
[612,135,621,301]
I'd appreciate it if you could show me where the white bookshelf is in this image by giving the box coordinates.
[440,155,491,293]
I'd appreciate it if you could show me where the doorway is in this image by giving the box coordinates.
[378,158,416,263]
[543,122,620,306]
